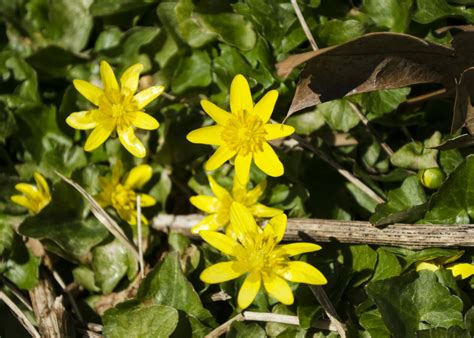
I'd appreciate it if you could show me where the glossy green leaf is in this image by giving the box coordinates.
[317,99,359,132]
[413,0,474,24]
[359,309,391,338]
[362,0,413,32]
[102,301,179,338]
[172,50,212,94]
[391,132,441,170]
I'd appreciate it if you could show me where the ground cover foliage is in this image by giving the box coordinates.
[0,0,474,337]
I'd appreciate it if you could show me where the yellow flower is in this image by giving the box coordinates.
[416,261,474,280]
[11,172,51,214]
[199,202,327,309]
[66,61,164,158]
[186,74,294,185]
[95,162,156,225]
[190,176,282,234]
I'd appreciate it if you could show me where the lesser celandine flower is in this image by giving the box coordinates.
[66,60,164,158]
[416,260,474,279]
[187,74,294,185]
[95,162,156,225]
[11,172,51,214]
[199,202,327,309]
[190,176,282,234]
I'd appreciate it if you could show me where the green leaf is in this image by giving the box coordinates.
[72,265,100,293]
[172,50,212,94]
[424,155,474,223]
[349,245,377,286]
[416,327,471,338]
[18,181,109,261]
[92,239,137,294]
[372,248,402,281]
[317,19,366,46]
[317,99,359,132]
[370,176,427,226]
[413,0,474,24]
[137,252,213,322]
[350,88,411,118]
[90,0,156,16]
[228,322,266,338]
[0,220,14,256]
[4,237,40,289]
[286,109,325,135]
[359,309,391,338]
[383,247,463,270]
[102,300,179,338]
[391,132,441,170]
[465,307,474,336]
[366,271,464,337]
[362,0,413,32]
[439,149,464,176]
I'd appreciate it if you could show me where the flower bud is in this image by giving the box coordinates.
[418,168,445,189]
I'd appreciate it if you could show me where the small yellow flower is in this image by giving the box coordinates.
[66,61,164,158]
[416,260,474,280]
[187,74,294,185]
[11,172,51,214]
[199,202,327,309]
[95,162,156,225]
[190,176,282,233]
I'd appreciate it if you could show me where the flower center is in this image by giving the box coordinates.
[99,89,138,122]
[221,111,267,156]
[111,184,136,211]
[239,232,281,273]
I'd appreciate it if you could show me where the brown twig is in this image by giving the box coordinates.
[153,214,474,249]
[290,0,319,51]
[0,290,40,338]
[291,134,385,204]
[309,286,346,337]
[348,102,394,156]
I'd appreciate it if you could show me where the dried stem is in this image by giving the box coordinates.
[291,0,319,51]
[49,269,84,324]
[0,290,40,338]
[153,214,474,249]
[205,313,244,338]
[348,102,394,156]
[2,277,33,311]
[309,286,346,337]
[291,134,385,204]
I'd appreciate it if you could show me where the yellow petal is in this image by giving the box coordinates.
[117,125,146,158]
[251,203,283,218]
[125,164,153,188]
[11,195,34,210]
[191,214,222,233]
[208,176,231,200]
[66,110,98,130]
[230,74,253,114]
[190,195,219,213]
[237,272,261,309]
[186,126,224,145]
[139,194,156,207]
[263,273,294,305]
[253,90,278,123]
[416,262,439,272]
[254,142,284,177]
[134,86,165,109]
[130,111,159,130]
[235,153,252,186]
[264,124,295,141]
[100,60,119,93]
[276,242,321,257]
[73,80,104,106]
[33,172,50,198]
[120,63,143,94]
[84,123,115,151]
[230,202,258,237]
[201,100,232,125]
[200,261,247,284]
[200,230,243,256]
[14,183,40,198]
[267,213,287,242]
[280,261,327,285]
[245,180,266,205]
[447,263,474,279]
[205,146,236,171]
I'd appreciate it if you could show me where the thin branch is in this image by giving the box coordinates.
[50,269,84,324]
[291,134,385,204]
[291,0,318,51]
[152,214,474,249]
[137,195,145,279]
[309,286,346,338]
[205,313,244,338]
[2,277,33,311]
[0,290,41,338]
[56,171,140,261]
[348,102,394,156]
